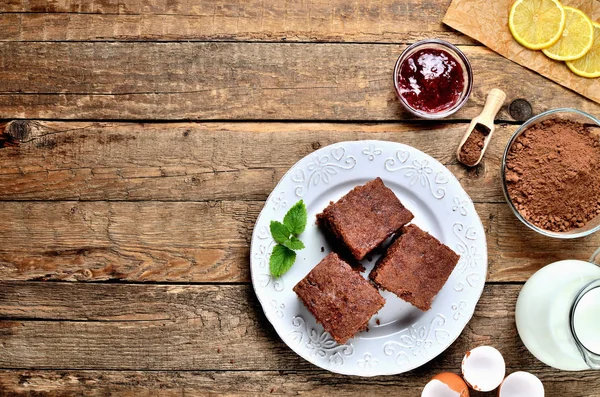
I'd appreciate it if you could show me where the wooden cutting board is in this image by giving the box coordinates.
[443,0,600,105]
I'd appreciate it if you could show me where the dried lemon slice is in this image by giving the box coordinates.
[542,7,594,61]
[509,0,566,50]
[566,22,600,78]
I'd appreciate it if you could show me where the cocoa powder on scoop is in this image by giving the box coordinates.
[505,118,600,232]
[460,124,488,166]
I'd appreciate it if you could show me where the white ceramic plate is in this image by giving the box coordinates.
[250,140,487,376]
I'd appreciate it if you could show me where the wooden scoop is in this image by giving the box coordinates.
[457,88,506,167]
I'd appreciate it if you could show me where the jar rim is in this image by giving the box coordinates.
[392,39,473,119]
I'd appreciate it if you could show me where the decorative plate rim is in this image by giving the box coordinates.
[250,140,488,376]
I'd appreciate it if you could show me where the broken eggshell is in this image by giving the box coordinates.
[498,371,544,397]
[421,372,469,397]
[461,346,506,392]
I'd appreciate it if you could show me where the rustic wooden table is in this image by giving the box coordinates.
[1,1,599,396]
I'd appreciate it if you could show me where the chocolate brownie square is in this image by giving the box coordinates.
[316,177,414,261]
[369,224,460,311]
[293,252,385,344]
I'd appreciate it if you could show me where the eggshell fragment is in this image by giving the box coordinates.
[421,373,469,397]
[498,371,544,397]
[461,346,505,392]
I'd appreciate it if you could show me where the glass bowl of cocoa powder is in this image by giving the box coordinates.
[502,108,600,238]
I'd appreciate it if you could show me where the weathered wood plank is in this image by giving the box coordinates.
[1,284,598,395]
[0,0,471,44]
[0,201,598,283]
[0,43,597,120]
[0,201,255,283]
[0,283,598,397]
[0,369,599,397]
[0,370,445,397]
[0,283,556,371]
[0,121,507,202]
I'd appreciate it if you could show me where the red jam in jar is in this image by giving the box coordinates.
[396,48,465,114]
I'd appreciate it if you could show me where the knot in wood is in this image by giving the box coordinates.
[81,269,93,279]
[1,120,34,147]
[6,120,33,142]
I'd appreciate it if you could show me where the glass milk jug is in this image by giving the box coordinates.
[515,248,600,370]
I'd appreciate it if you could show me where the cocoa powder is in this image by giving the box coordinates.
[460,124,488,166]
[505,118,600,232]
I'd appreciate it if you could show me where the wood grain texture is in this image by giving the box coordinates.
[0,200,599,283]
[0,283,564,370]
[0,0,471,44]
[0,283,598,397]
[0,43,597,120]
[0,2,596,396]
[0,200,255,283]
[0,370,599,397]
[0,121,508,202]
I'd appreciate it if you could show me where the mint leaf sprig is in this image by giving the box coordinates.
[269,200,307,277]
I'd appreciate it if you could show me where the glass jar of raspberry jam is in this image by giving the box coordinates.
[394,39,473,119]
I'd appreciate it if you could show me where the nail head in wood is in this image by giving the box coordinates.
[509,99,533,122]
